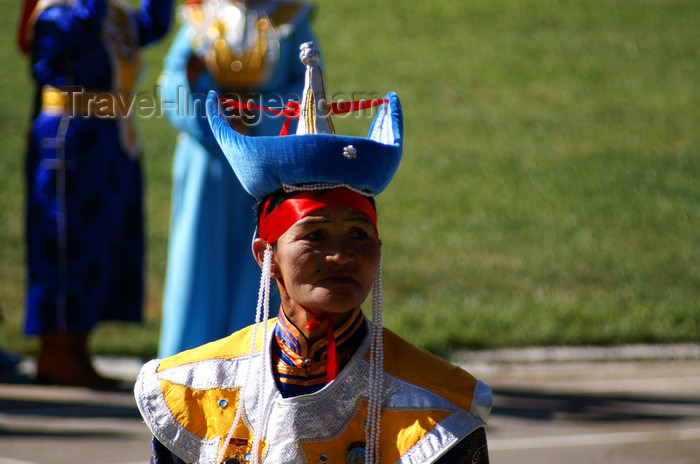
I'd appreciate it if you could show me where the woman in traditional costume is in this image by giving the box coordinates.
[157,0,317,358]
[135,43,491,463]
[18,0,172,386]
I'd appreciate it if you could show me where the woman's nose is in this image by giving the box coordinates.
[324,238,355,264]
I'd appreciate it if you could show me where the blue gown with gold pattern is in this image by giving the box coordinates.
[24,0,172,335]
[157,1,316,357]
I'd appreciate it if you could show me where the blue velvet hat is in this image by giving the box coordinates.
[205,42,403,201]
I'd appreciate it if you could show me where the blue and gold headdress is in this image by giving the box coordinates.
[205,42,403,201]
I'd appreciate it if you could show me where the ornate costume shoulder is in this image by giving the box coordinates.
[380,327,492,422]
[155,319,278,372]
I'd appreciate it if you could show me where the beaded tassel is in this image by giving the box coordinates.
[216,248,273,464]
[250,247,272,463]
[365,262,384,464]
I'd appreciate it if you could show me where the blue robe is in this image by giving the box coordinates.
[157,3,317,357]
[24,0,172,335]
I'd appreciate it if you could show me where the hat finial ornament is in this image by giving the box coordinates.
[296,42,335,135]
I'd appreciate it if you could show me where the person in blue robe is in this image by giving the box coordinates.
[156,0,317,357]
[19,0,172,386]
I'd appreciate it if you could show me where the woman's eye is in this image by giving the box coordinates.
[303,230,324,241]
[351,228,370,239]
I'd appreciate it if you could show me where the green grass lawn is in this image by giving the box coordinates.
[0,0,698,359]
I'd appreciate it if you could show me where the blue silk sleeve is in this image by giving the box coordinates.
[133,0,173,46]
[151,438,187,464]
[31,0,172,89]
[31,0,108,87]
[159,26,222,151]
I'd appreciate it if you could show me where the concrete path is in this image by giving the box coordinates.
[472,359,700,464]
[0,358,149,464]
[459,345,700,464]
[0,345,698,464]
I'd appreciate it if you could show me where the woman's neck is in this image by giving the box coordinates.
[280,300,356,344]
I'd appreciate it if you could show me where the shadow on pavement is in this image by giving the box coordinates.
[0,396,142,419]
[492,388,700,422]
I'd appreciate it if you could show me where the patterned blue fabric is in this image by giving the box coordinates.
[272,307,367,398]
[156,9,316,357]
[151,437,186,464]
[31,0,170,89]
[23,0,172,335]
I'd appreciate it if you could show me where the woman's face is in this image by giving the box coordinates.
[272,206,381,315]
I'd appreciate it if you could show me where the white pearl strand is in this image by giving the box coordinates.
[216,248,273,464]
[365,262,384,464]
[250,247,272,463]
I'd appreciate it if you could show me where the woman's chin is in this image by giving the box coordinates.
[301,294,365,315]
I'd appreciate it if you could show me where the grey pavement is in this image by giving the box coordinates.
[0,344,698,464]
[460,345,700,464]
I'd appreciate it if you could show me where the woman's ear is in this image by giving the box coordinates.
[253,238,280,277]
[252,238,269,269]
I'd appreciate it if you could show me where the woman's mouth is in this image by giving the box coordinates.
[318,272,358,285]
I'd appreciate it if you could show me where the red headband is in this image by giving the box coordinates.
[259,188,378,244]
